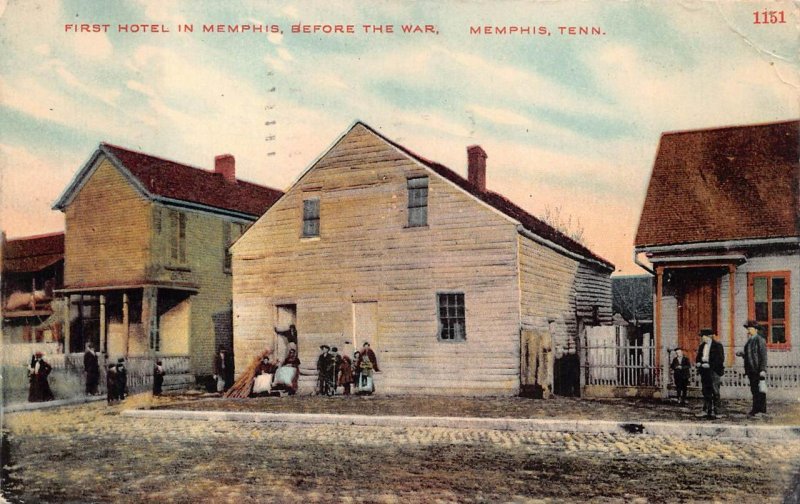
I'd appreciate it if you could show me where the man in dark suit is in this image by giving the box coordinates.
[213,346,235,392]
[695,329,724,419]
[738,320,768,416]
[84,342,100,395]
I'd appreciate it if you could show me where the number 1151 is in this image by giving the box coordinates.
[753,10,786,24]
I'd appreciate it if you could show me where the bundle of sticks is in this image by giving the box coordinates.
[223,348,273,399]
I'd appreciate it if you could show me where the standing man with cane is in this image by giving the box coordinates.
[738,320,767,416]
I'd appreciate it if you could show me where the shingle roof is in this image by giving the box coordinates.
[100,144,284,217]
[3,232,64,273]
[636,120,800,248]
[357,122,614,270]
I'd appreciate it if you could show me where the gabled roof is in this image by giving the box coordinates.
[270,121,613,270]
[54,143,284,219]
[356,122,614,270]
[3,232,64,273]
[636,120,800,248]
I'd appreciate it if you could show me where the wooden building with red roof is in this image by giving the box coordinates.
[52,144,283,378]
[232,122,614,396]
[1,232,65,345]
[635,120,800,398]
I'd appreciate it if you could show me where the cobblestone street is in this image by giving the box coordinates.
[3,395,800,503]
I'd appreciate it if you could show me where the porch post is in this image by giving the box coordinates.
[728,265,736,366]
[99,294,106,355]
[122,292,129,357]
[142,287,158,357]
[63,294,71,353]
[655,266,666,396]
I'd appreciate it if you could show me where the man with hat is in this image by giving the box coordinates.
[695,328,724,419]
[316,345,332,395]
[738,320,768,416]
[116,357,128,401]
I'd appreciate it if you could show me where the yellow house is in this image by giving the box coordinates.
[232,122,614,396]
[53,144,283,378]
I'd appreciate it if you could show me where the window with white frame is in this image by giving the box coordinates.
[437,292,466,341]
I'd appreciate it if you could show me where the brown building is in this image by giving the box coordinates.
[1,232,65,346]
[52,143,283,377]
[232,122,614,396]
[635,120,799,398]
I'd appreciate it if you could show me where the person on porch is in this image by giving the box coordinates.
[737,320,768,416]
[695,329,724,419]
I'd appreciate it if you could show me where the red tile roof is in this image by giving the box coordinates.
[3,232,64,273]
[100,143,284,217]
[636,120,800,248]
[358,122,614,270]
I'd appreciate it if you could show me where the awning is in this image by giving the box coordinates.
[648,254,746,268]
[56,280,199,294]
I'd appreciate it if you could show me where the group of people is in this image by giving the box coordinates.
[671,319,769,419]
[252,344,302,395]
[106,358,129,404]
[87,341,165,401]
[316,341,379,396]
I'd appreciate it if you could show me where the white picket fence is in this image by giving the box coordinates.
[582,327,800,398]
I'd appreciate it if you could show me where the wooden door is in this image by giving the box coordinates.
[677,277,718,362]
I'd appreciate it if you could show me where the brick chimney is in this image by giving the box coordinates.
[467,145,487,192]
[215,154,236,184]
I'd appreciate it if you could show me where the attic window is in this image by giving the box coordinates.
[302,198,320,237]
[407,177,428,227]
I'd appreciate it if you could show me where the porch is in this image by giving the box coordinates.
[57,282,196,359]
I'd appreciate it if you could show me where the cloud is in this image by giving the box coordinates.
[468,104,531,127]
[64,31,113,60]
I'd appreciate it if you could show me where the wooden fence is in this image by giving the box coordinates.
[1,351,192,405]
[582,332,800,398]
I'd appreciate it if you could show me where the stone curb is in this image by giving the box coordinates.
[3,395,106,413]
[121,409,800,440]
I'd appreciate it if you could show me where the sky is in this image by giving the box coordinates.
[0,0,797,274]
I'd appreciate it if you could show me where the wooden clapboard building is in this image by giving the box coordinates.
[232,122,614,395]
[52,144,283,377]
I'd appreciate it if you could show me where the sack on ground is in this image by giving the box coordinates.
[274,366,297,387]
[356,375,374,393]
[252,374,272,394]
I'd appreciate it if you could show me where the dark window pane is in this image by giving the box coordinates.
[408,177,428,189]
[753,277,768,302]
[772,325,786,344]
[772,300,785,320]
[755,302,768,321]
[772,278,786,300]
[409,207,427,227]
